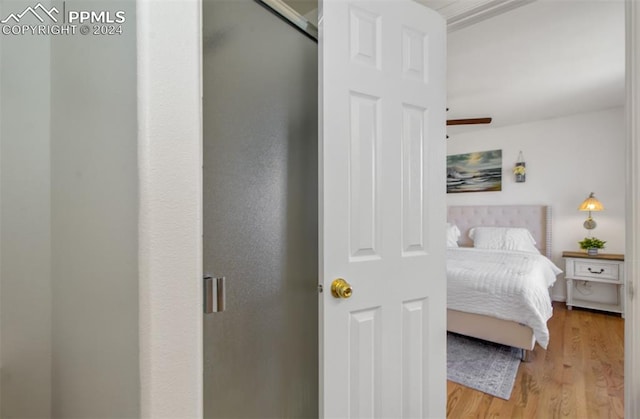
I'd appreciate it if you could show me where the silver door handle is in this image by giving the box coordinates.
[216,276,226,312]
[204,275,226,313]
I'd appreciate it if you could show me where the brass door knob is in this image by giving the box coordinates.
[331,278,353,299]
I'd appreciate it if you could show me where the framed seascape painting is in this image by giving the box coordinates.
[447,149,502,193]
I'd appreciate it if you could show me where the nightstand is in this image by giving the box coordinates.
[563,251,625,317]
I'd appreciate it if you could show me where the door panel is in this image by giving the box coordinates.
[319,1,447,417]
[202,1,318,417]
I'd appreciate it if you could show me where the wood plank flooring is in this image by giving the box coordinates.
[446,302,624,418]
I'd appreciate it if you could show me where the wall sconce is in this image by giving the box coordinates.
[513,151,526,183]
[578,192,604,230]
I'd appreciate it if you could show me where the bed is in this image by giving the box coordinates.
[446,205,561,361]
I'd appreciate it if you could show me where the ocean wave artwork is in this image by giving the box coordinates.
[447,149,502,193]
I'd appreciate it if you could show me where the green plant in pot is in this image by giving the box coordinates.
[578,237,606,256]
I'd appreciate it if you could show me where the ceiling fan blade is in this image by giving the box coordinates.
[446,117,492,126]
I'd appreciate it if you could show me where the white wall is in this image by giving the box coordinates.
[0,0,139,417]
[49,1,139,416]
[0,5,52,416]
[447,107,626,300]
[625,0,640,415]
[137,1,203,417]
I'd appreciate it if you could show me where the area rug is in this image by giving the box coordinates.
[447,332,521,400]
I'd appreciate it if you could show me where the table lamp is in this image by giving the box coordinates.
[578,192,604,230]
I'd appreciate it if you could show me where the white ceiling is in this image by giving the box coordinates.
[444,0,625,133]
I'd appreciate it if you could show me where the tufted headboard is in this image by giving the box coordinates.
[447,205,552,258]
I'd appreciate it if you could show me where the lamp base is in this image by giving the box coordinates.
[583,218,597,230]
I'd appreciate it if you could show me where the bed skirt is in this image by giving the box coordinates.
[447,309,536,352]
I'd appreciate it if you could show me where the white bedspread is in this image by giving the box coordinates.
[447,247,562,349]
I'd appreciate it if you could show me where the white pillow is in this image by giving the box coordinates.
[446,223,461,247]
[469,226,539,254]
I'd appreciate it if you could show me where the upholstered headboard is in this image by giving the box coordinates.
[447,205,552,258]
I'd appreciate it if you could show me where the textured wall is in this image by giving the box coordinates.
[137,0,203,417]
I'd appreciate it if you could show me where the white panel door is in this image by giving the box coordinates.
[319,0,447,417]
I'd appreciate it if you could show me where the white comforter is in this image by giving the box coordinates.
[447,247,563,349]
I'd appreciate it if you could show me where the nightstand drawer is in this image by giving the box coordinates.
[572,260,620,281]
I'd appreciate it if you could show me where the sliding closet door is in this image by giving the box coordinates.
[202,1,318,417]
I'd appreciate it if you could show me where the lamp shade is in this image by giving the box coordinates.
[578,192,604,212]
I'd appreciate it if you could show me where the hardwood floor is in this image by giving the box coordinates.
[446,302,624,418]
